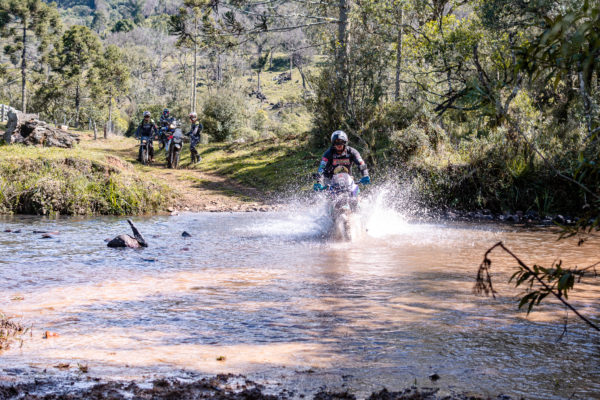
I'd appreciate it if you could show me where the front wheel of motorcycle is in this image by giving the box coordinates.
[140,147,148,165]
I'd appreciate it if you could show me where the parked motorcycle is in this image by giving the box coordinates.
[167,127,184,169]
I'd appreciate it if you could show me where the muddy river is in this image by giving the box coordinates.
[1,194,599,399]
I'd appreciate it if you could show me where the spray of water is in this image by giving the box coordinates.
[245,177,428,242]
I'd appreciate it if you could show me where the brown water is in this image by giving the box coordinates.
[1,199,599,399]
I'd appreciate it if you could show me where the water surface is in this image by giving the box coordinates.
[1,199,599,399]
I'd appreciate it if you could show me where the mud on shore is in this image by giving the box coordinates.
[0,374,513,400]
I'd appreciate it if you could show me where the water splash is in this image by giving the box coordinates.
[246,178,425,242]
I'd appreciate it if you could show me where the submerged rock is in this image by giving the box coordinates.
[107,219,148,249]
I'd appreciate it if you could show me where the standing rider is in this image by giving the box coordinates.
[314,130,370,191]
[186,112,203,163]
[135,111,158,162]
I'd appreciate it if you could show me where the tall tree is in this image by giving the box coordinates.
[0,0,61,113]
[169,0,206,112]
[89,44,130,137]
[54,25,101,127]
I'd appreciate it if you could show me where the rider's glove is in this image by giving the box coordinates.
[359,176,371,185]
[313,183,326,191]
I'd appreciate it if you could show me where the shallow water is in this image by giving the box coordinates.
[1,195,599,399]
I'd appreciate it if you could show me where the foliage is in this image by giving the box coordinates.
[472,2,600,328]
[201,88,248,142]
[0,145,169,215]
[475,242,599,332]
[0,0,62,112]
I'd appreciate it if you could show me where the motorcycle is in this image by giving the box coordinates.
[138,135,153,165]
[163,122,177,153]
[318,172,364,241]
[167,127,184,169]
[158,127,168,149]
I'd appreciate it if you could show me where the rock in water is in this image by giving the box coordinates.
[107,234,143,248]
[182,231,192,237]
[107,219,148,248]
[3,109,79,148]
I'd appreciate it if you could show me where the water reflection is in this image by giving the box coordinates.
[1,208,599,399]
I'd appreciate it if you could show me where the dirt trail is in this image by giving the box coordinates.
[144,160,276,213]
[81,134,278,213]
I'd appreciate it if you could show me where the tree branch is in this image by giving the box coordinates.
[475,241,600,332]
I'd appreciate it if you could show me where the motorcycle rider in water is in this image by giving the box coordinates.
[135,111,158,162]
[186,112,203,163]
[313,130,371,191]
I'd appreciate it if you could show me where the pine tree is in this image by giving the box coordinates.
[0,0,62,113]
[89,44,130,137]
[54,25,101,128]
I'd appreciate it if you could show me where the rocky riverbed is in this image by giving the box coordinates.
[0,374,513,400]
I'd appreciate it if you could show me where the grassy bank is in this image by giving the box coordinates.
[0,142,170,216]
[193,136,317,195]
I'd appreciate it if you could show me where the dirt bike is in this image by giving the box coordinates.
[138,136,153,165]
[167,128,184,169]
[318,172,364,241]
[163,122,178,153]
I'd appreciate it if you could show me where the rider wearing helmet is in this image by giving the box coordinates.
[186,112,203,163]
[158,109,175,149]
[135,111,158,162]
[314,130,370,191]
[160,108,174,128]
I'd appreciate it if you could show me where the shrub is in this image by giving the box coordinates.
[202,89,248,142]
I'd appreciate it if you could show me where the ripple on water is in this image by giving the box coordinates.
[1,210,599,399]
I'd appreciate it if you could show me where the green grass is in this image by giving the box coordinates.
[192,136,319,195]
[0,141,171,216]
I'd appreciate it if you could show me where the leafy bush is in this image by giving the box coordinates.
[202,89,248,142]
[0,147,169,215]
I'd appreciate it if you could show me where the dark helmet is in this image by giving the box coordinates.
[163,108,169,116]
[143,111,151,118]
[331,130,348,144]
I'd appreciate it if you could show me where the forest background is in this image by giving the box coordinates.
[0,0,599,219]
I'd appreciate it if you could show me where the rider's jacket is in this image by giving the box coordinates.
[160,115,174,128]
[318,145,369,180]
[187,120,203,138]
[136,119,157,138]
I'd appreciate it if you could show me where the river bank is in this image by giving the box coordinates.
[0,130,291,216]
[0,374,513,400]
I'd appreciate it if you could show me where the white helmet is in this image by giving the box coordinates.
[331,130,348,144]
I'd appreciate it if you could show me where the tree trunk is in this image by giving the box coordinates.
[107,93,113,137]
[289,54,293,77]
[297,64,307,89]
[394,7,403,101]
[336,0,349,78]
[192,18,198,112]
[217,53,222,83]
[257,71,261,92]
[93,121,97,140]
[75,83,80,128]
[21,24,27,113]
[336,0,350,111]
